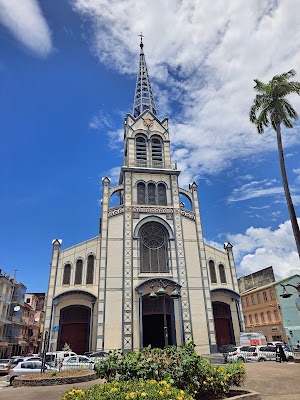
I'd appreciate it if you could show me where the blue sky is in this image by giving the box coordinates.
[1,0,300,292]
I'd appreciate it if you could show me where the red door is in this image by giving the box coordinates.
[213,302,234,350]
[59,306,90,354]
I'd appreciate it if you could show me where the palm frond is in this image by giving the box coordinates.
[272,69,296,82]
[282,118,293,129]
[253,79,267,93]
[282,99,298,120]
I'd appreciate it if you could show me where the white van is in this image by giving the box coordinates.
[240,332,267,346]
[45,351,77,366]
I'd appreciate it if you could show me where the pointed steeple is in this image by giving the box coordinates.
[133,35,157,118]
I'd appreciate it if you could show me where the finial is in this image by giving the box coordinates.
[138,32,144,49]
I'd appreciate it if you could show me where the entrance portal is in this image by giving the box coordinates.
[212,301,234,350]
[59,305,90,354]
[142,295,176,348]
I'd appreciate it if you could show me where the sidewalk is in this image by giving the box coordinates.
[0,362,299,400]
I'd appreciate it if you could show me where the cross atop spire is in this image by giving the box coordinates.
[132,36,157,118]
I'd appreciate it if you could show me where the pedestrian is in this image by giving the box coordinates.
[297,340,300,351]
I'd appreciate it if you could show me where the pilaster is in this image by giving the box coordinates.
[171,175,193,343]
[122,171,133,351]
[190,182,217,352]
[97,177,110,350]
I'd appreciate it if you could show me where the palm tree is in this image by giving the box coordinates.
[249,69,300,258]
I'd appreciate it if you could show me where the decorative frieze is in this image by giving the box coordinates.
[108,206,195,221]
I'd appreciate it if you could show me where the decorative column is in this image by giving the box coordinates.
[171,175,193,343]
[43,239,62,351]
[224,242,239,292]
[97,177,110,350]
[190,182,217,352]
[122,171,133,351]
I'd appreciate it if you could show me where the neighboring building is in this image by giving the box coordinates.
[241,282,286,342]
[240,273,300,347]
[0,270,14,357]
[44,39,243,355]
[238,266,275,293]
[25,293,46,353]
[7,282,27,355]
[275,275,300,348]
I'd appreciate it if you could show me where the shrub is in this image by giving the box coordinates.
[62,381,193,400]
[94,342,246,399]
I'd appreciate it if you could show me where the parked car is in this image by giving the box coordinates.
[219,344,236,362]
[0,359,10,374]
[227,345,295,363]
[267,341,284,347]
[8,356,42,369]
[89,351,109,361]
[258,345,295,361]
[6,361,54,385]
[60,355,94,370]
[45,351,77,367]
[226,346,255,363]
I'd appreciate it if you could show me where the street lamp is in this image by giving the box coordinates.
[148,280,181,347]
[280,282,300,311]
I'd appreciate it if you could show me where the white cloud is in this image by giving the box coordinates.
[89,110,113,130]
[73,0,300,181]
[228,179,284,202]
[228,219,300,279]
[0,0,52,57]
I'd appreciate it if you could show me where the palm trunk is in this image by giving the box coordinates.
[276,122,300,257]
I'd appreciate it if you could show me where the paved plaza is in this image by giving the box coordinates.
[0,362,299,400]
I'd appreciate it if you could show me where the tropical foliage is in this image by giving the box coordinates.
[249,69,300,257]
[91,342,245,399]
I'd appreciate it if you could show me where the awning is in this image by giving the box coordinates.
[18,340,28,346]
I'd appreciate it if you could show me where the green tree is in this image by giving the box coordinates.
[249,69,300,258]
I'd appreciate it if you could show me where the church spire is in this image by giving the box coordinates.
[132,34,157,118]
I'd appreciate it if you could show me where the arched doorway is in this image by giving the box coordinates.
[58,305,90,354]
[142,295,176,348]
[212,301,235,349]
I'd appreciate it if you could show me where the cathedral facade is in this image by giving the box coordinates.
[44,40,243,355]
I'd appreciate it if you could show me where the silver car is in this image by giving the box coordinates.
[60,355,94,371]
[226,346,256,363]
[6,360,54,385]
[0,359,10,374]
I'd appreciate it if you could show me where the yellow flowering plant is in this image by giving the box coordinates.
[62,380,194,400]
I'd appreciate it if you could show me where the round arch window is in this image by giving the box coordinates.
[140,223,169,273]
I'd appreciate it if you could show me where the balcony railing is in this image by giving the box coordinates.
[124,159,177,170]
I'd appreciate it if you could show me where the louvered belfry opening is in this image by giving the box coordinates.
[135,136,147,166]
[140,222,169,273]
[133,40,157,118]
[151,138,163,168]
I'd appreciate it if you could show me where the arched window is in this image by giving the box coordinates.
[219,264,226,283]
[75,259,83,285]
[63,264,71,285]
[209,260,217,283]
[148,183,156,205]
[151,137,163,167]
[157,183,167,205]
[135,136,147,166]
[137,182,146,204]
[86,255,94,285]
[140,223,169,273]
